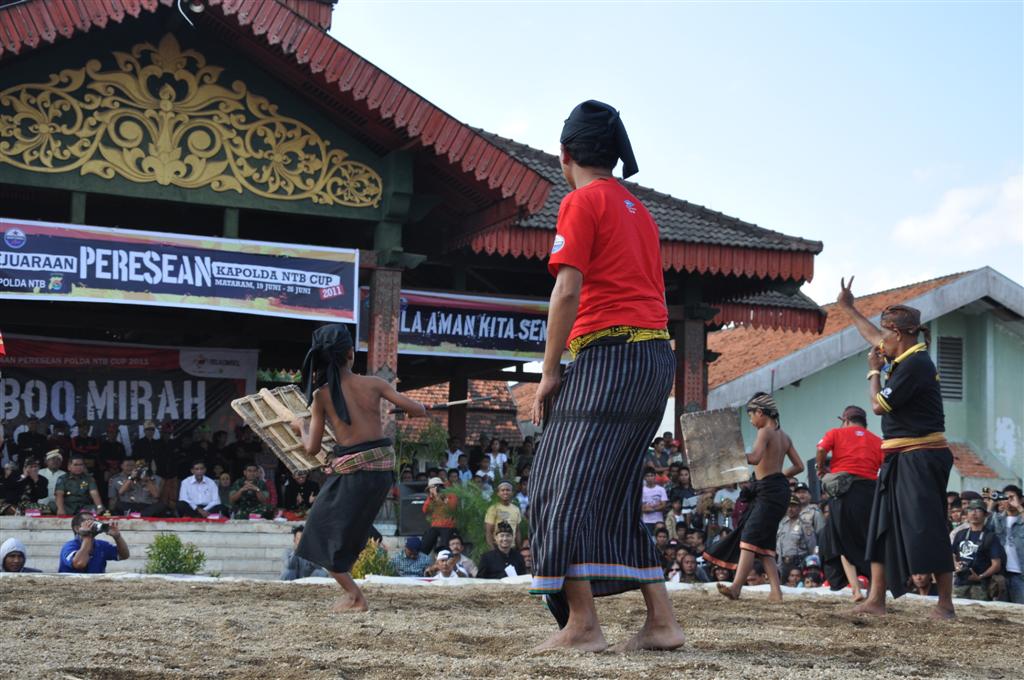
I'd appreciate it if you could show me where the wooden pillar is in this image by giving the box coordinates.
[673,318,708,440]
[367,267,402,432]
[223,208,239,238]
[448,367,468,444]
[70,192,87,223]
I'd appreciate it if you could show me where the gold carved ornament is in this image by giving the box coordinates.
[0,34,382,208]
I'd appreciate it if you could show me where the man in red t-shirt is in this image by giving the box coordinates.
[528,100,684,654]
[815,405,883,602]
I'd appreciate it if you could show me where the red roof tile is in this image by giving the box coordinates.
[396,380,522,446]
[949,442,998,479]
[708,272,970,389]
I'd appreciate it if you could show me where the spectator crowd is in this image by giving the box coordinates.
[2,421,1022,609]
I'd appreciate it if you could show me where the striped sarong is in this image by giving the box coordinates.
[529,338,674,597]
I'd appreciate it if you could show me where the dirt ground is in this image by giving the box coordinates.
[0,576,1015,679]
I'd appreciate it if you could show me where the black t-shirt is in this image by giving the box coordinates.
[952,527,1005,585]
[477,548,527,579]
[878,349,945,439]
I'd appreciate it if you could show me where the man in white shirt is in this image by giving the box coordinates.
[714,484,741,506]
[444,438,464,471]
[39,449,66,513]
[176,461,229,518]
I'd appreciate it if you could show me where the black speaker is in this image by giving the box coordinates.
[398,481,429,536]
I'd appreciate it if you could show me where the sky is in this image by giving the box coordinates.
[329,1,1023,304]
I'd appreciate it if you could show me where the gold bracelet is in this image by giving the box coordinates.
[866,370,881,380]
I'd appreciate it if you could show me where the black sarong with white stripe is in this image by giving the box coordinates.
[703,472,789,570]
[865,448,953,598]
[820,478,875,590]
[529,339,674,598]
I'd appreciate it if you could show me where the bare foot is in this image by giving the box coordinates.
[851,591,866,604]
[610,623,686,653]
[531,625,608,653]
[852,600,886,616]
[331,593,368,613]
[928,605,956,621]
[716,582,740,600]
[767,591,783,604]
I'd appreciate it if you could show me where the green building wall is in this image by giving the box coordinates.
[736,310,1024,490]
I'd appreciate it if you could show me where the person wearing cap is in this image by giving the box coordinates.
[132,420,165,468]
[837,278,956,619]
[775,495,817,576]
[484,480,523,549]
[791,483,824,535]
[1,537,41,573]
[424,549,466,579]
[39,449,66,513]
[389,536,432,577]
[705,393,804,604]
[527,100,683,653]
[815,405,884,602]
[951,499,1005,601]
[421,477,459,554]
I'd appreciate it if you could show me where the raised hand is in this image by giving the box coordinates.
[837,276,856,308]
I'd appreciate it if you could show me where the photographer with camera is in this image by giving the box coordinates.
[951,499,1004,601]
[58,511,129,573]
[421,477,458,554]
[987,484,1024,604]
[109,459,169,517]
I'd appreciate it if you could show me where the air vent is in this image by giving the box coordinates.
[937,336,963,401]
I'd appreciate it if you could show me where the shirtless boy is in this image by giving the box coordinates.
[290,324,426,613]
[704,392,804,602]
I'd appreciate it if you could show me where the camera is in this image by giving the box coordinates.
[991,491,1006,502]
[90,521,111,536]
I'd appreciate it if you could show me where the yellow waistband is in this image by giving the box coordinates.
[568,326,670,358]
[881,432,947,451]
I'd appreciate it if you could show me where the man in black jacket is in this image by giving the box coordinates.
[478,522,527,579]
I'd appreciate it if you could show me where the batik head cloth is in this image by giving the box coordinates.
[746,392,779,418]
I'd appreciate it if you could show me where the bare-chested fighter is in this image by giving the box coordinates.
[704,392,804,602]
[290,324,426,612]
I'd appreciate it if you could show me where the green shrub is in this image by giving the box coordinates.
[144,533,207,575]
[351,539,395,578]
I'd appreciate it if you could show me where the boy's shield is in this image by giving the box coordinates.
[679,408,749,489]
[231,385,335,475]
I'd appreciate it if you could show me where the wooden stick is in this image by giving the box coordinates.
[259,388,297,423]
[389,395,502,414]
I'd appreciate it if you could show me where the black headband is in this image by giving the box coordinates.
[301,324,354,425]
[560,100,639,179]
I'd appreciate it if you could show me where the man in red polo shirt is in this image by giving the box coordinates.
[816,405,883,602]
[529,100,684,654]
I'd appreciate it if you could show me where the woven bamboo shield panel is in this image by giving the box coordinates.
[679,408,749,489]
[231,386,335,475]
